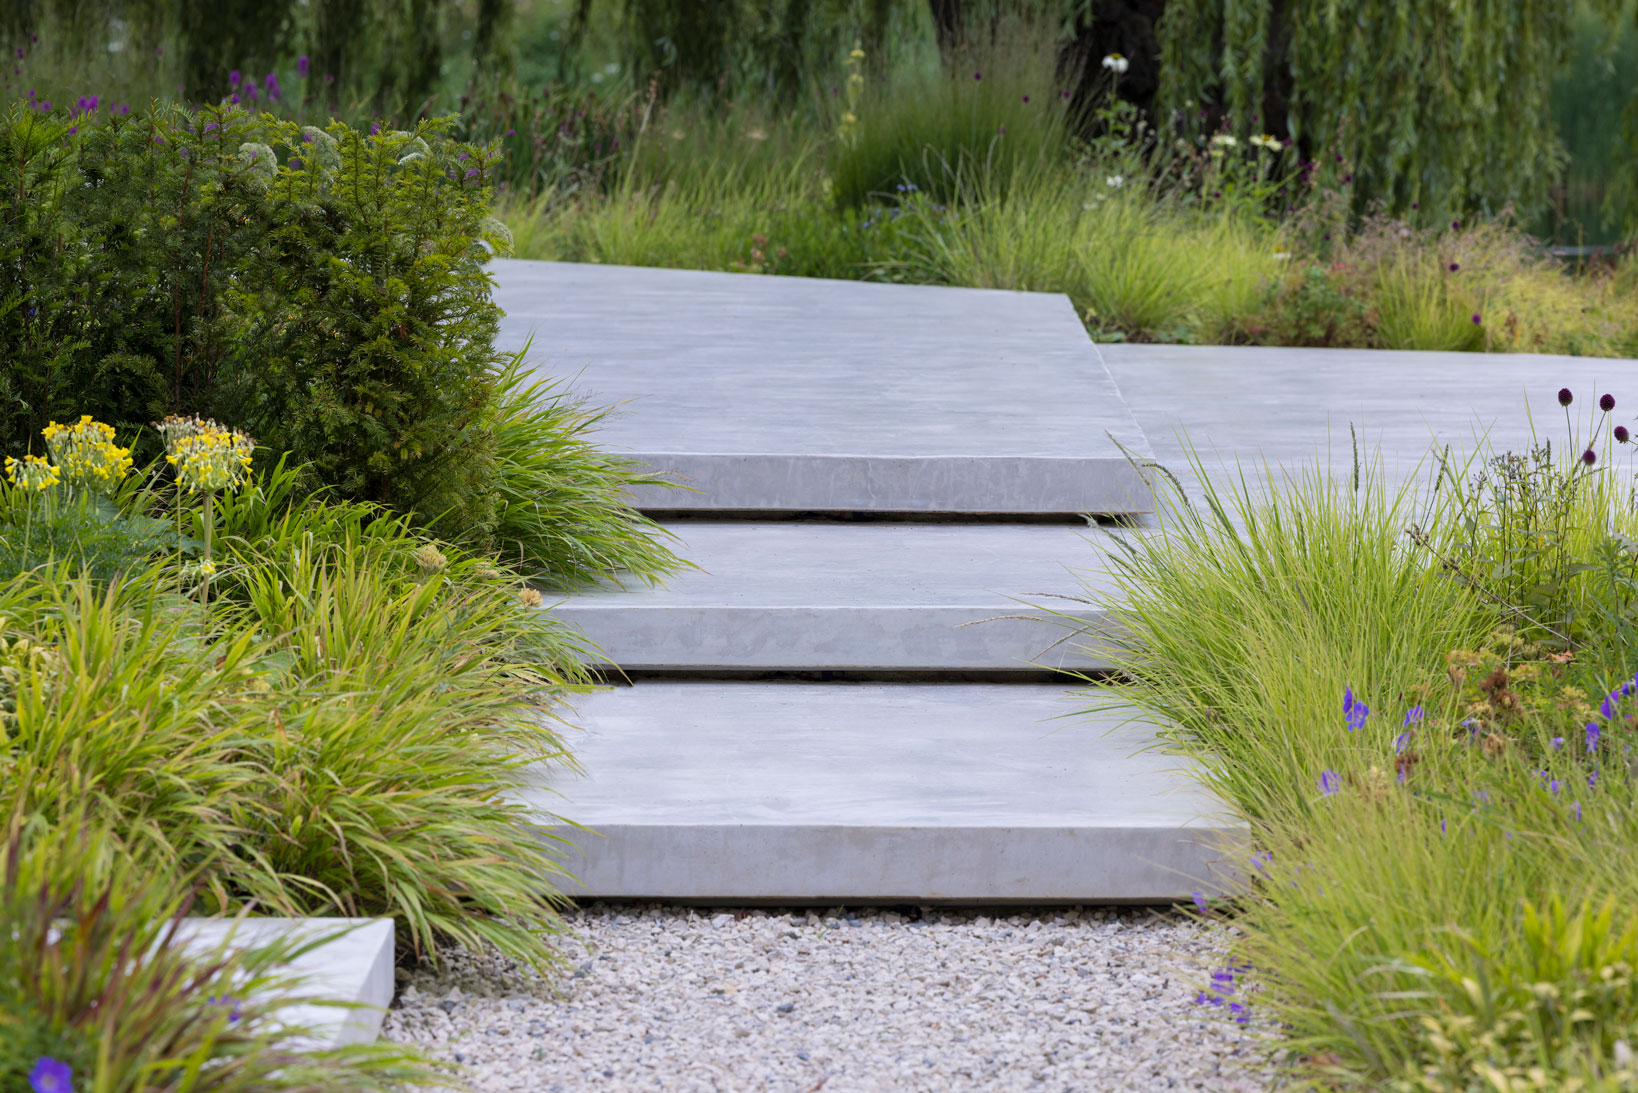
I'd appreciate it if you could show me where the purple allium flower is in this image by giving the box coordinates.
[1587,722,1602,751]
[1583,448,1597,466]
[1559,387,1574,407]
[1335,153,1343,163]
[1021,94,1029,103]
[973,71,982,80]
[229,69,241,87]
[1451,219,1461,230]
[1191,891,1209,913]
[1618,426,1631,444]
[1319,769,1341,796]
[1411,202,1419,209]
[29,1058,72,1093]
[1448,262,1459,272]
[1394,731,1413,754]
[1063,89,1071,98]
[1602,394,1617,412]
[297,55,309,76]
[1472,313,1482,325]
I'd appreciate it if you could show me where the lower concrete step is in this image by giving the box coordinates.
[518,682,1242,902]
[173,917,395,1047]
[553,522,1121,672]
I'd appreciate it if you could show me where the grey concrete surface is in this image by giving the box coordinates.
[554,522,1120,671]
[519,683,1242,902]
[490,259,1154,514]
[173,917,395,1047]
[1100,344,1638,497]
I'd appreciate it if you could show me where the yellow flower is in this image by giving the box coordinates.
[168,424,256,493]
[198,559,216,577]
[411,544,449,574]
[41,417,131,494]
[3,454,59,493]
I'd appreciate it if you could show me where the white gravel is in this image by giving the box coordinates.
[382,904,1272,1092]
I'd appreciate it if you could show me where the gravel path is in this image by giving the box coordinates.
[382,904,1273,1092]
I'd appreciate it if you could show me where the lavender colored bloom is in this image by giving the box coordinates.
[208,994,243,1023]
[1191,891,1209,913]
[1549,779,1563,795]
[1394,731,1413,754]
[29,1058,72,1093]
[1559,387,1574,407]
[1440,817,1447,836]
[1602,393,1617,412]
[1319,769,1341,796]
[1573,801,1583,822]
[1588,722,1602,751]
[1551,736,1564,750]
[229,69,241,87]
[1602,692,1618,719]
[1589,770,1599,789]
[1402,705,1423,727]
[297,55,310,77]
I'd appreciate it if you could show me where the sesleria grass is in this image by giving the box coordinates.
[0,464,599,974]
[1091,407,1638,1086]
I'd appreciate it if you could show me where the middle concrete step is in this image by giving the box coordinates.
[553,522,1124,673]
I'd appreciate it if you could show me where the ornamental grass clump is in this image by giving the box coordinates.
[1092,388,1638,1086]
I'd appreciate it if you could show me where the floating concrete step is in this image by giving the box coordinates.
[556,521,1122,672]
[491,259,1154,515]
[518,683,1242,902]
[172,917,395,1047]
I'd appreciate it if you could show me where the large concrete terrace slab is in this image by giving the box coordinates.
[491,259,1154,515]
[521,683,1240,903]
[1100,344,1638,495]
[554,522,1120,672]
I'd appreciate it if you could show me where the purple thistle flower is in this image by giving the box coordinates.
[1411,201,1419,209]
[29,1058,72,1093]
[1584,448,1597,466]
[1587,722,1602,751]
[297,55,310,77]
[1559,387,1574,407]
[1191,891,1209,913]
[1602,393,1617,412]
[1319,769,1341,796]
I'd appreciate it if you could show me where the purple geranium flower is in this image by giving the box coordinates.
[1402,705,1423,727]
[1588,722,1602,752]
[1551,736,1564,750]
[1394,731,1413,754]
[29,1058,72,1093]
[1319,769,1341,797]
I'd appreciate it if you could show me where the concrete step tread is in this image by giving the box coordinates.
[491,259,1153,515]
[518,682,1240,901]
[554,523,1120,671]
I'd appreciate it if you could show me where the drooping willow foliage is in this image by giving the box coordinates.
[2,0,511,116]
[1157,0,1634,226]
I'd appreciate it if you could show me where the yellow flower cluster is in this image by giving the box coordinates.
[164,420,256,493]
[3,454,60,493]
[42,415,133,493]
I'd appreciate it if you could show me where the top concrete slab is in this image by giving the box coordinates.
[490,259,1154,514]
[1099,344,1638,499]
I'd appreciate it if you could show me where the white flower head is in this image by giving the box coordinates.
[1250,133,1281,151]
[1210,134,1239,148]
[1101,53,1129,74]
[1105,175,1124,188]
